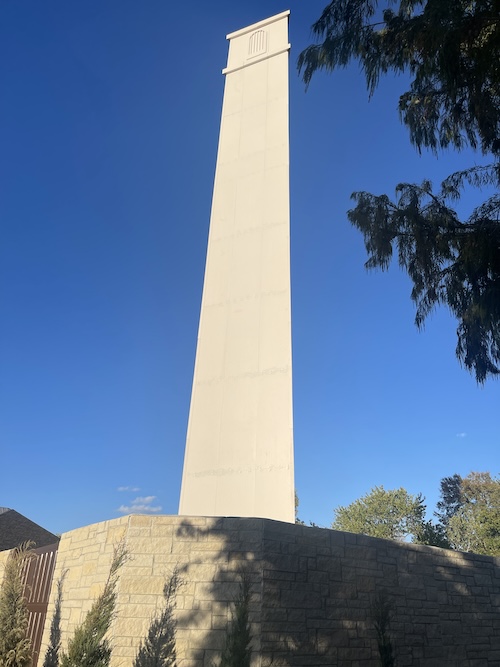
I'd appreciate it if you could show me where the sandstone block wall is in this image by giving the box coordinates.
[39,515,265,667]
[260,520,500,666]
[34,515,500,667]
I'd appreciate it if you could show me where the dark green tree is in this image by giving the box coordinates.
[133,568,181,667]
[332,485,426,540]
[0,542,34,667]
[60,542,127,667]
[299,0,500,383]
[219,571,252,667]
[413,519,450,548]
[435,473,463,528]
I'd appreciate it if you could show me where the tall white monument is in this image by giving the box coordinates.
[179,11,294,523]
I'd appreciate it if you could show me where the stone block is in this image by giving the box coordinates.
[65,565,83,581]
[345,545,378,563]
[127,593,159,606]
[475,573,494,586]
[127,527,153,538]
[266,554,299,571]
[211,613,229,630]
[120,575,165,595]
[337,647,372,661]
[105,525,128,544]
[264,568,295,581]
[128,515,153,527]
[123,564,155,577]
[405,587,427,600]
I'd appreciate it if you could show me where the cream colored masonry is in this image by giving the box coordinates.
[35,515,264,667]
[179,11,295,523]
[2,514,500,667]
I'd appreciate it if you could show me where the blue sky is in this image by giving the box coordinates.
[1,1,498,535]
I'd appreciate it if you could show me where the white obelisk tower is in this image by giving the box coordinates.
[179,11,294,523]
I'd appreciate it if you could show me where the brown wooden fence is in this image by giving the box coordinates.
[21,542,59,667]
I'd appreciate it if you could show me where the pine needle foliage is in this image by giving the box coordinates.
[133,568,182,667]
[348,169,500,383]
[298,0,500,156]
[435,473,463,528]
[0,541,35,667]
[60,541,128,667]
[219,571,252,667]
[299,0,500,382]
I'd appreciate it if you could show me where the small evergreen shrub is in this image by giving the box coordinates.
[372,590,395,667]
[0,541,35,667]
[219,570,252,667]
[133,568,182,667]
[60,542,127,667]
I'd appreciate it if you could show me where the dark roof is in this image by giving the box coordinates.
[0,508,59,552]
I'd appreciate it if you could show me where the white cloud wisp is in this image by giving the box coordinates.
[118,495,162,514]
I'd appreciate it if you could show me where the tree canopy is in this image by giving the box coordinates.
[438,471,500,555]
[332,485,426,540]
[299,0,500,382]
[332,473,500,556]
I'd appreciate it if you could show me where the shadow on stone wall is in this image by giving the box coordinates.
[172,517,500,667]
[173,518,263,667]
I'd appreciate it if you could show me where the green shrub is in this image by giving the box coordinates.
[0,542,35,667]
[219,571,252,667]
[133,568,181,667]
[372,590,395,667]
[60,542,127,667]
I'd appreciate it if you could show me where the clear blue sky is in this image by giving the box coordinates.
[1,1,498,535]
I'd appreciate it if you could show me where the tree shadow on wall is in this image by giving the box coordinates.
[172,516,500,667]
[173,517,265,667]
[173,518,369,666]
[373,539,500,665]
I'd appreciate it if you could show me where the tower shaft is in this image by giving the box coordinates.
[179,11,294,522]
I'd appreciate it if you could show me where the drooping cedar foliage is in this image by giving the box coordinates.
[299,0,500,382]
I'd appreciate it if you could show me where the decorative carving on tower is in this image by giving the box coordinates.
[248,30,267,57]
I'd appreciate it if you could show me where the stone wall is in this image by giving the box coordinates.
[35,515,500,667]
[259,520,500,666]
[39,515,265,667]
